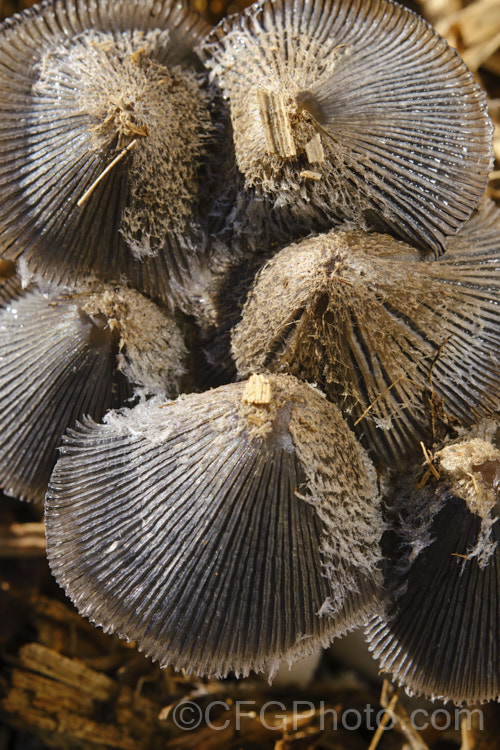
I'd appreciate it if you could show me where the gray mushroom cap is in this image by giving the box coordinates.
[46,373,385,678]
[0,280,186,502]
[365,422,500,704]
[200,0,493,254]
[232,201,500,466]
[0,0,216,310]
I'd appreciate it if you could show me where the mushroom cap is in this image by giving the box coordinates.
[0,282,186,502]
[46,373,384,678]
[365,424,500,704]
[201,0,493,254]
[232,204,500,466]
[0,0,216,310]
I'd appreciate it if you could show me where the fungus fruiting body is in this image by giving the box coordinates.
[201,0,493,253]
[232,206,500,466]
[366,423,500,704]
[0,281,186,502]
[46,374,384,677]
[0,0,218,310]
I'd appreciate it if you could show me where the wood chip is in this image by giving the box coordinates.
[305,133,324,164]
[242,374,272,405]
[300,169,322,180]
[256,89,297,157]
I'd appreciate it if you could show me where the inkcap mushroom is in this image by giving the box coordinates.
[0,280,186,502]
[201,0,493,253]
[232,203,500,466]
[365,421,500,704]
[0,0,218,311]
[46,373,384,678]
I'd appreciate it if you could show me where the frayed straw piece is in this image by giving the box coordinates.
[376,681,429,750]
[415,441,440,490]
[353,376,420,427]
[367,684,401,750]
[77,139,138,207]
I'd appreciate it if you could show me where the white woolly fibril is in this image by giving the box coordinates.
[0,0,213,307]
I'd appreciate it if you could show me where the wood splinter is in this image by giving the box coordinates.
[305,133,324,164]
[300,169,322,180]
[256,89,297,157]
[242,374,272,405]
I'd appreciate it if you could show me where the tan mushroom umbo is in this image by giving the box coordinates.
[232,201,500,466]
[0,0,220,312]
[0,280,187,503]
[201,0,493,254]
[46,373,384,678]
[365,421,500,704]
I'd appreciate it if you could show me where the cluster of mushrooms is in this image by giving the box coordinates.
[0,0,499,707]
